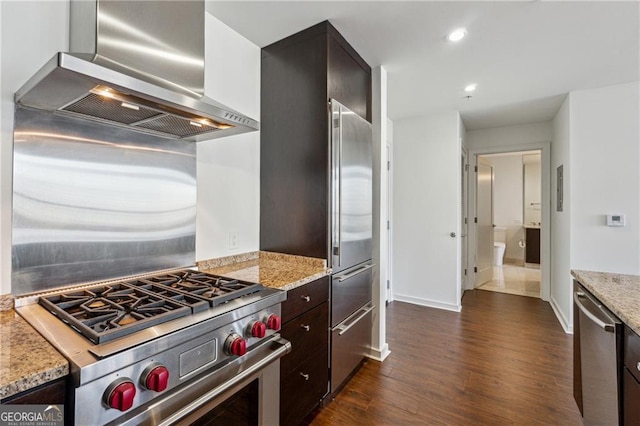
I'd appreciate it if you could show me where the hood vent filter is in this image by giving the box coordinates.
[59,85,229,138]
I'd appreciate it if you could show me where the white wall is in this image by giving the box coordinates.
[523,153,542,225]
[466,122,553,151]
[551,95,572,331]
[489,154,525,262]
[550,81,640,333]
[570,82,640,274]
[0,1,69,295]
[392,112,462,311]
[196,14,261,260]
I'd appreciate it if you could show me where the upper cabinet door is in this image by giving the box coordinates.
[328,35,371,122]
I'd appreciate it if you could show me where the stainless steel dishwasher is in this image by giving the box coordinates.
[574,283,623,426]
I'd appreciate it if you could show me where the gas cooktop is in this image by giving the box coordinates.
[38,270,263,344]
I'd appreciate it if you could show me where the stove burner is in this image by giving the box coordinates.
[40,284,192,344]
[38,270,264,344]
[140,272,263,307]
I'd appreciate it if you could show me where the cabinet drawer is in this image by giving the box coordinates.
[281,302,329,376]
[624,326,640,383]
[624,367,640,425]
[280,349,329,426]
[282,276,329,323]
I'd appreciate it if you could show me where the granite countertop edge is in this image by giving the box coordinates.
[571,269,640,336]
[0,310,69,401]
[198,251,330,291]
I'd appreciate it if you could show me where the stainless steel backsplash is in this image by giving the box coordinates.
[12,107,197,295]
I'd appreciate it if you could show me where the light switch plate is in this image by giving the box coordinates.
[606,214,625,227]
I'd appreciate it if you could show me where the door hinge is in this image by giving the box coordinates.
[387,220,390,230]
[474,266,478,273]
[386,280,390,289]
[464,164,469,172]
[464,217,468,225]
[474,217,477,223]
[387,160,390,171]
[464,269,467,276]
[333,118,340,128]
[474,165,478,172]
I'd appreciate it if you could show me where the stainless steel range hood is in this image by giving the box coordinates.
[14,0,258,142]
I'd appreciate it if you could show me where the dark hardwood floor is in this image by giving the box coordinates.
[309,290,582,425]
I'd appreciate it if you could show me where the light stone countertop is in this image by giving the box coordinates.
[0,310,69,401]
[571,270,640,336]
[198,251,329,291]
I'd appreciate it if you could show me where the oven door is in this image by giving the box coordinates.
[113,336,291,426]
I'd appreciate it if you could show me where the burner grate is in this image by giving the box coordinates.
[37,270,264,344]
[142,271,263,307]
[39,284,191,344]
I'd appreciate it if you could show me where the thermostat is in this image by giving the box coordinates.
[606,214,625,227]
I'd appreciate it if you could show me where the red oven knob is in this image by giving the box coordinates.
[105,379,136,411]
[143,365,169,392]
[266,314,281,331]
[224,334,247,356]
[249,321,267,338]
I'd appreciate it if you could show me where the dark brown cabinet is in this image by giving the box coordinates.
[624,325,640,425]
[279,276,330,426]
[525,227,540,264]
[260,21,371,259]
[1,378,66,405]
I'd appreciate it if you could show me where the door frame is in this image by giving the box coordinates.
[460,147,469,292]
[467,141,551,301]
[474,155,495,288]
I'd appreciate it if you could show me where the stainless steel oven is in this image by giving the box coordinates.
[120,335,289,426]
[16,271,291,426]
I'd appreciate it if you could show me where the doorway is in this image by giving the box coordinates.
[469,147,548,300]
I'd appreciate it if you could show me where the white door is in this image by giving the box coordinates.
[461,151,468,290]
[386,143,392,304]
[475,157,494,287]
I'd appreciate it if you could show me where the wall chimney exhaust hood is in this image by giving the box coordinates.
[14,0,258,141]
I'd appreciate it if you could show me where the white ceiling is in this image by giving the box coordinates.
[207,1,639,130]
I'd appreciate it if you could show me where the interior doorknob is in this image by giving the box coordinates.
[450,232,456,238]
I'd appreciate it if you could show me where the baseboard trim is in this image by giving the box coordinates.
[550,296,573,334]
[393,294,462,312]
[368,343,391,362]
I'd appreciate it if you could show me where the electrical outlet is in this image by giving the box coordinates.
[229,232,239,249]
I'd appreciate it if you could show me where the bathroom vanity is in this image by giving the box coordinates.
[525,226,540,265]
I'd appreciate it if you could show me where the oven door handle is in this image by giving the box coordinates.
[158,337,291,426]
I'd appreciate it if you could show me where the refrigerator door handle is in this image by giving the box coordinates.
[336,105,343,267]
[335,264,375,282]
[334,305,374,336]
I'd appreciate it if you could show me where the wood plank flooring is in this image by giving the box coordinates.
[309,290,582,425]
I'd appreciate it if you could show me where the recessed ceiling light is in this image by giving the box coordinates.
[464,84,477,92]
[447,28,467,42]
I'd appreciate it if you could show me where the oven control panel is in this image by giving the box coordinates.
[74,305,282,425]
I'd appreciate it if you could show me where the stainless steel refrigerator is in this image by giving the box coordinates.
[329,99,374,393]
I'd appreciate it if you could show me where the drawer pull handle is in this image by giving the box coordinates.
[301,324,310,331]
[301,295,311,302]
[300,372,309,381]
[637,362,640,372]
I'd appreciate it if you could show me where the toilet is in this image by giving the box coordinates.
[493,226,507,266]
